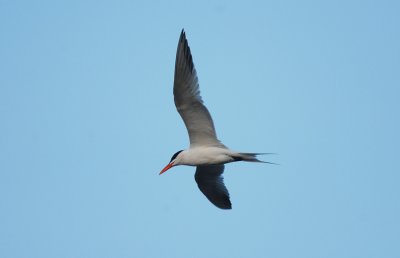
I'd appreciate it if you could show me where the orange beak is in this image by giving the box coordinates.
[159,162,173,175]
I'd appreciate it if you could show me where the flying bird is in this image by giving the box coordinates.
[160,30,272,209]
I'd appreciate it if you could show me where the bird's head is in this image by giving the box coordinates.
[159,150,184,175]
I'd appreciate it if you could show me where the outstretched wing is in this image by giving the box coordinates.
[194,164,232,209]
[174,30,223,147]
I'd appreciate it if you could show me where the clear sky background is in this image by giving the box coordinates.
[1,1,399,257]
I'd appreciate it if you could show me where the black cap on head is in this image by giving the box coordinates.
[170,150,184,162]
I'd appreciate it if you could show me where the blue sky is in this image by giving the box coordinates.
[1,1,399,257]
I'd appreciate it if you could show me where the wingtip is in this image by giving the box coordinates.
[176,29,195,74]
[224,203,232,210]
[216,202,232,210]
[178,29,187,46]
[215,194,232,210]
[180,28,186,39]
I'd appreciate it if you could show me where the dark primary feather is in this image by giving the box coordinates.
[195,164,232,209]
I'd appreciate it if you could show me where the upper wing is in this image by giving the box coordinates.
[194,164,232,209]
[173,30,223,147]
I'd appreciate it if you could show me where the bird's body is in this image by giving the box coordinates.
[171,147,264,166]
[160,30,270,209]
[175,147,233,166]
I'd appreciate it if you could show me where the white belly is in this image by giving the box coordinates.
[180,147,234,166]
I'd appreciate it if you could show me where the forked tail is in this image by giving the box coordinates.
[234,153,277,164]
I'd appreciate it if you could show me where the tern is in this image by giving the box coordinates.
[160,30,271,209]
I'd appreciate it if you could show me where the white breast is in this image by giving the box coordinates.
[180,147,234,166]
